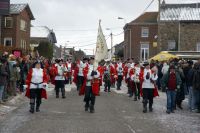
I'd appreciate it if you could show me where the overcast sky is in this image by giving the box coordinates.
[11,0,200,55]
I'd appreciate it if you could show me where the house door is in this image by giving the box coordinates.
[140,43,149,61]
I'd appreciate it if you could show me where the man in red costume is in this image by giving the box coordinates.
[110,61,117,88]
[79,57,100,113]
[65,58,73,84]
[116,59,124,90]
[25,61,48,113]
[127,58,135,97]
[54,59,68,98]
[76,58,89,91]
[133,61,141,101]
[140,62,158,113]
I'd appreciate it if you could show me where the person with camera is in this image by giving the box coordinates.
[141,62,158,113]
[25,61,48,113]
[79,57,100,113]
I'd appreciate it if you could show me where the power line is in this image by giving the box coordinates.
[142,0,155,14]
[77,36,110,48]
[113,31,124,36]
[54,26,123,32]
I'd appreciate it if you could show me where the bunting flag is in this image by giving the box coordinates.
[94,20,108,70]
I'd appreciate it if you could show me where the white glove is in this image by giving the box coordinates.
[23,85,28,89]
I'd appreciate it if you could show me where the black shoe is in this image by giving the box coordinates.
[29,109,34,113]
[143,103,147,113]
[56,95,59,98]
[149,107,153,112]
[166,110,170,114]
[90,109,95,113]
[62,96,66,99]
[90,105,95,113]
[36,107,40,112]
[85,107,88,111]
[143,109,147,113]
[108,90,111,92]
[177,105,183,110]
[29,106,34,113]
[134,98,137,101]
[171,110,175,113]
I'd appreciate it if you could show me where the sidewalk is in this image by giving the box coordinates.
[0,94,25,118]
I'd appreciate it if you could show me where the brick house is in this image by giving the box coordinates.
[0,4,34,54]
[158,2,200,53]
[124,12,158,61]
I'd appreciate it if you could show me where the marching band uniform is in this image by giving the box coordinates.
[77,58,89,91]
[124,62,129,84]
[79,58,100,113]
[127,63,135,97]
[133,62,141,101]
[54,60,68,98]
[110,62,117,88]
[66,60,73,84]
[97,65,104,87]
[129,67,136,97]
[140,62,158,113]
[25,61,48,113]
[116,62,124,90]
[104,64,111,92]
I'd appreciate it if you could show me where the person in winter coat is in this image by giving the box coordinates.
[8,55,20,96]
[0,58,8,103]
[162,65,182,114]
[175,64,185,110]
[192,63,200,113]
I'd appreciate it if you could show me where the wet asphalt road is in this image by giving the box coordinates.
[0,85,199,133]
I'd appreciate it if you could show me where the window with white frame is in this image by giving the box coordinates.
[4,17,13,28]
[141,27,149,38]
[20,19,26,31]
[24,41,26,50]
[168,40,176,51]
[197,43,200,51]
[21,40,26,49]
[140,43,149,61]
[4,38,12,46]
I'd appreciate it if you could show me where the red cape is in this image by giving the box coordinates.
[49,64,58,85]
[25,68,48,99]
[79,68,100,96]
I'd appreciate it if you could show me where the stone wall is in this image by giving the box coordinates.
[158,22,200,52]
[180,23,200,51]
[158,22,179,51]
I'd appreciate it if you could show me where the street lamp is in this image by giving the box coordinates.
[106,28,113,60]
[118,17,127,24]
[118,17,132,58]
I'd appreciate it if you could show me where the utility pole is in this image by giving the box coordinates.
[110,32,113,59]
[158,0,161,52]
